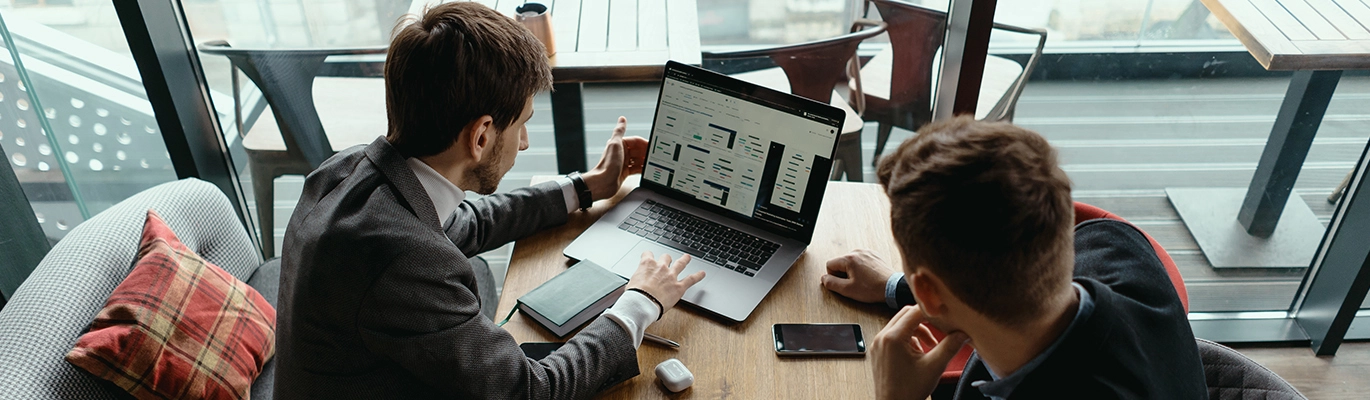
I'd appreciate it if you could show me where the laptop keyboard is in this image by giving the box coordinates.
[618,200,780,277]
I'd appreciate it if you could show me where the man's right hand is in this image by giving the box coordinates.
[821,249,896,304]
[627,252,706,313]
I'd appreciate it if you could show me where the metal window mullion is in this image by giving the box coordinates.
[1292,135,1370,355]
[112,0,259,252]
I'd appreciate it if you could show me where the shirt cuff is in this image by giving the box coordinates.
[603,290,661,349]
[885,272,905,310]
[555,176,577,214]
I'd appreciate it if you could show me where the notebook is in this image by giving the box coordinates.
[517,260,627,337]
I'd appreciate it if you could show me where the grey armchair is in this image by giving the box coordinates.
[0,179,277,399]
[1198,338,1307,400]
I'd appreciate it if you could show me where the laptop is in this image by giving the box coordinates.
[564,61,845,322]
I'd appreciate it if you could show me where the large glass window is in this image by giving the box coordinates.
[0,4,178,243]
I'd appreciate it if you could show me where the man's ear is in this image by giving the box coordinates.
[463,115,496,162]
[909,269,949,318]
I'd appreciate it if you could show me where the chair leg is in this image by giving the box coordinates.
[1329,169,1355,204]
[872,123,894,166]
[837,134,864,182]
[250,163,277,259]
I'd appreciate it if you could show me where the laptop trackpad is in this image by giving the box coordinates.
[611,240,684,277]
[611,240,709,305]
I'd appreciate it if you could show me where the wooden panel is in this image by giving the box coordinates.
[1240,342,1370,400]
[551,50,671,80]
[1289,40,1370,69]
[1202,0,1302,68]
[606,0,638,51]
[1277,0,1344,39]
[1251,0,1319,40]
[665,0,702,63]
[1307,0,1370,39]
[1337,0,1370,30]
[499,177,893,399]
[577,0,611,52]
[551,0,583,53]
[638,0,669,51]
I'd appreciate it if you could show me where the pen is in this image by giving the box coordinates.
[644,332,680,348]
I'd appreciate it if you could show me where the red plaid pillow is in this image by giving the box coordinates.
[66,210,276,400]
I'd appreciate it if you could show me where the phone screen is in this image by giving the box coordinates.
[773,324,865,355]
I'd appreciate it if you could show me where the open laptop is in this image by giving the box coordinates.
[564,61,845,322]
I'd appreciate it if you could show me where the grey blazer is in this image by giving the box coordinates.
[275,137,639,399]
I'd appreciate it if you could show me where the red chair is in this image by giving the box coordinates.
[927,201,1189,385]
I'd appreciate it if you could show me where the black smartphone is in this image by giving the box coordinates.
[772,323,866,356]
[519,342,565,360]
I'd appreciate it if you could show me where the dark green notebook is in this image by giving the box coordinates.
[517,260,628,337]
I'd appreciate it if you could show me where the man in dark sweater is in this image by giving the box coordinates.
[821,117,1206,399]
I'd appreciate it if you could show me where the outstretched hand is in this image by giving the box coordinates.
[582,117,649,201]
[821,249,896,304]
[871,305,970,400]
[627,252,706,314]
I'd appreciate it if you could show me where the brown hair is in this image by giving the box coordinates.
[877,116,1074,326]
[384,2,552,157]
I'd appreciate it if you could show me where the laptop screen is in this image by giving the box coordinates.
[640,62,845,242]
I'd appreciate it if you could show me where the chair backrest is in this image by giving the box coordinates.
[866,0,1046,124]
[0,179,265,399]
[197,42,387,168]
[1196,338,1307,400]
[869,0,945,111]
[702,22,887,103]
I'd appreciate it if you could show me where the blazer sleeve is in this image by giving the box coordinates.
[444,180,570,256]
[355,244,639,399]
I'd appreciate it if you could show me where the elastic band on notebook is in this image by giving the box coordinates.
[496,306,518,327]
[627,288,665,320]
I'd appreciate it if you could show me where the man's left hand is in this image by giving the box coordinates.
[582,116,648,201]
[872,305,970,400]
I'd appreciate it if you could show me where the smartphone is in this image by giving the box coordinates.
[519,342,565,360]
[772,323,866,356]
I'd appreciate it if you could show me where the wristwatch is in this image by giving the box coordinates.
[568,172,593,211]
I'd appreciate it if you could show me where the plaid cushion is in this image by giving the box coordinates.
[65,210,276,400]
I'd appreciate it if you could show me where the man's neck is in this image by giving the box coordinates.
[417,151,476,189]
[971,284,1080,378]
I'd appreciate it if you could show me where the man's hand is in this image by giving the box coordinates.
[821,249,896,304]
[582,117,649,201]
[627,252,706,314]
[871,305,970,400]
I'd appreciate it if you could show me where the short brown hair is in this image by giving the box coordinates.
[384,2,552,157]
[877,116,1074,326]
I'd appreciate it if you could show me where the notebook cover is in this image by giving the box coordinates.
[517,260,628,336]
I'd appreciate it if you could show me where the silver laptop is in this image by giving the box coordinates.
[564,61,844,322]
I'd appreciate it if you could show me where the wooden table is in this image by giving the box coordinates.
[466,0,702,174]
[496,176,897,398]
[1166,0,1370,268]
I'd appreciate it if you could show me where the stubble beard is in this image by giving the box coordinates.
[471,133,506,195]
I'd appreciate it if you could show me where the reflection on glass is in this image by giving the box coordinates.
[0,5,177,242]
[697,0,1237,47]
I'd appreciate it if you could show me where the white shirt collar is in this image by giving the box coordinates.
[405,157,466,228]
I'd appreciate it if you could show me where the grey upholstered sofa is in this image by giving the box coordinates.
[0,178,277,399]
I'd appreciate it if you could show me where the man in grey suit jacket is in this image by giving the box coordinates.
[275,3,705,398]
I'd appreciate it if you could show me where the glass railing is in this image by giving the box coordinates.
[0,7,178,242]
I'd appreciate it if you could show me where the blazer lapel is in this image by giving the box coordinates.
[363,137,443,231]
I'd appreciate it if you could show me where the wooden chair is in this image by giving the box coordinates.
[198,42,388,258]
[701,21,888,182]
[856,0,1048,166]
